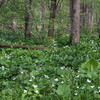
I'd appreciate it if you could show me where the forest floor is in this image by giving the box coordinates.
[0,29,100,100]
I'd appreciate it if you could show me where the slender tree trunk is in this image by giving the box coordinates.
[48,0,57,38]
[70,0,80,44]
[40,1,46,39]
[97,17,100,38]
[12,0,17,32]
[95,3,100,38]
[80,0,86,31]
[12,16,17,31]
[81,0,94,33]
[87,3,94,33]
[24,0,32,38]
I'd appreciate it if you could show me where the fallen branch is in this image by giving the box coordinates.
[0,44,56,50]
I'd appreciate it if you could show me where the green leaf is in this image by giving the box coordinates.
[21,94,26,100]
[81,58,100,71]
[30,70,39,76]
[87,71,98,78]
[57,68,63,75]
[2,82,9,86]
[56,84,70,97]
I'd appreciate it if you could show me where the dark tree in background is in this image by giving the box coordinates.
[0,0,6,8]
[48,0,57,38]
[81,0,94,33]
[24,0,32,38]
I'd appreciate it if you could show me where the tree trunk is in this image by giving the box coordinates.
[40,1,46,39]
[12,16,17,31]
[97,17,100,38]
[81,0,94,33]
[80,0,86,31]
[24,0,32,38]
[48,0,57,38]
[86,3,94,33]
[11,0,17,32]
[96,4,100,39]
[70,0,80,44]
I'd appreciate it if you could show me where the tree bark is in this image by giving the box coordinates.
[97,17,100,38]
[48,0,57,38]
[81,0,94,33]
[70,0,80,44]
[40,1,46,39]
[24,0,32,38]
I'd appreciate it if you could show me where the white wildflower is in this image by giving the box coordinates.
[34,90,39,94]
[78,70,80,73]
[31,76,35,79]
[24,90,27,93]
[90,86,94,88]
[32,84,38,88]
[87,79,91,83]
[54,78,58,82]
[74,92,78,95]
[29,79,32,82]
[13,77,16,80]
[51,84,55,87]
[61,81,64,84]
[21,72,24,74]
[61,67,65,70]
[98,87,100,89]
[7,56,11,59]
[44,75,49,78]
[61,75,64,77]
[77,86,79,89]
[94,91,98,94]
[1,66,5,70]
[76,75,79,78]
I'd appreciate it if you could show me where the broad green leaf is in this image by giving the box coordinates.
[81,58,100,71]
[87,71,98,78]
[56,84,70,97]
[30,70,39,76]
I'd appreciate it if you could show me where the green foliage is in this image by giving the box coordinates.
[55,84,70,99]
[0,41,100,100]
[81,58,100,71]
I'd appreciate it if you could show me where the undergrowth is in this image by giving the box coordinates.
[0,29,100,100]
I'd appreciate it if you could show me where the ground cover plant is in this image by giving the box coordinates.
[0,33,100,100]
